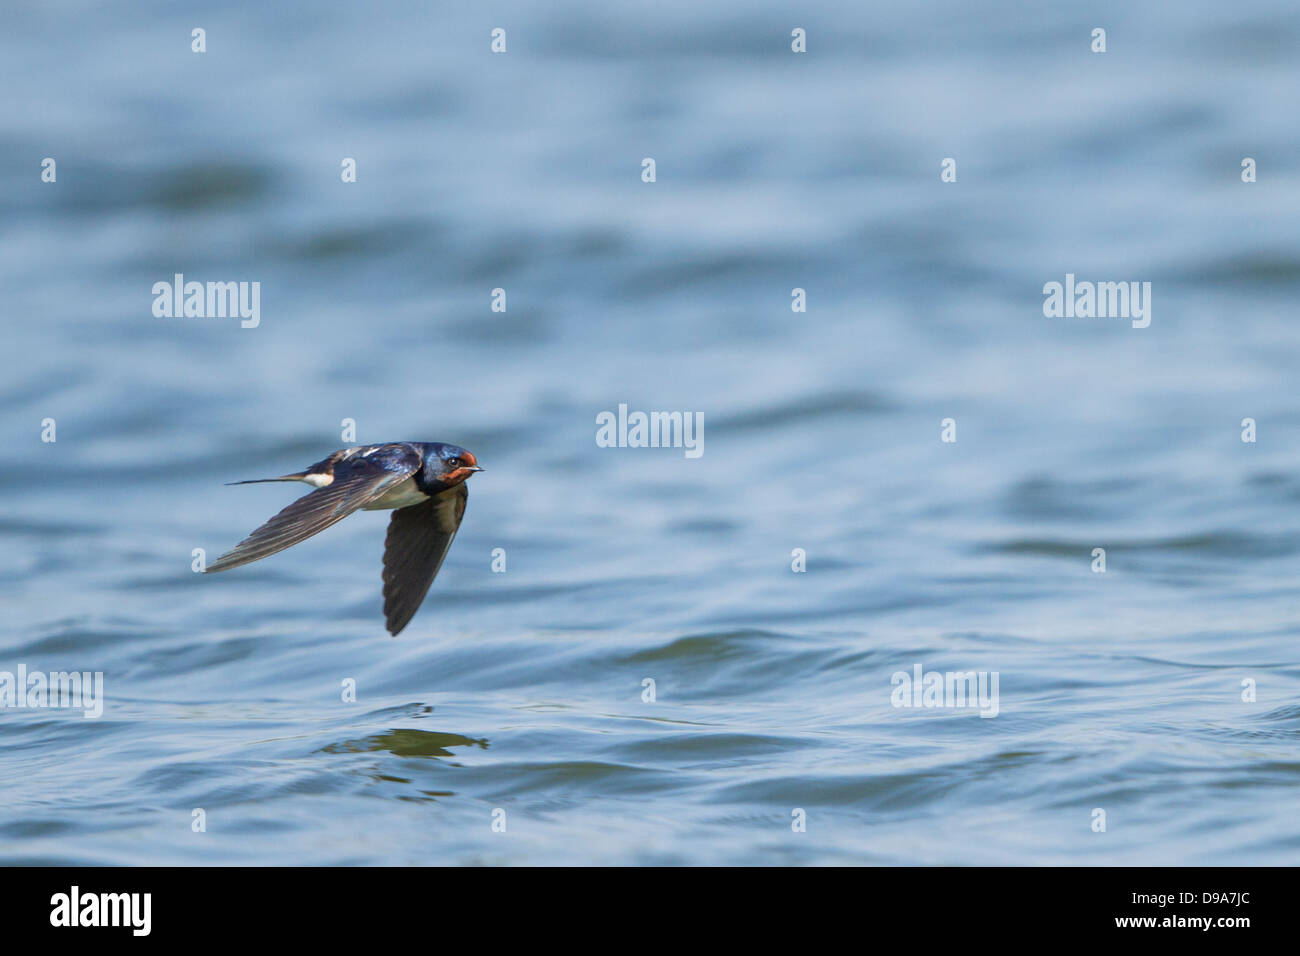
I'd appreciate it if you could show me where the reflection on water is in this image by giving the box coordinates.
[323,729,490,760]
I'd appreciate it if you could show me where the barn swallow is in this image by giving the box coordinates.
[205,441,482,635]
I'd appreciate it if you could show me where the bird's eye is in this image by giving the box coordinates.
[447,458,462,468]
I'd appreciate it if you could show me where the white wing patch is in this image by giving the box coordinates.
[362,476,430,511]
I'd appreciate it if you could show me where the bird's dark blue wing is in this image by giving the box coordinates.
[207,446,422,573]
[381,483,468,635]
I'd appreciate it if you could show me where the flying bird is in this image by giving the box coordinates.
[206,441,482,635]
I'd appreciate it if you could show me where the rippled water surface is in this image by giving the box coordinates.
[3,1,1300,864]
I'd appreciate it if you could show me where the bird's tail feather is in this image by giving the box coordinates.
[225,473,309,486]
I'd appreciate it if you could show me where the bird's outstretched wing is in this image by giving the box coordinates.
[381,483,468,636]
[207,449,421,573]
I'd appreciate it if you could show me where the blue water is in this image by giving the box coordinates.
[3,0,1300,864]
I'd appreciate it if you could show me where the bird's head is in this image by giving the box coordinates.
[423,443,483,488]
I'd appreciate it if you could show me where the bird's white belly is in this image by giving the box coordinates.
[362,477,430,511]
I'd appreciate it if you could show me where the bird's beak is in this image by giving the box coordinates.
[468,466,485,473]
